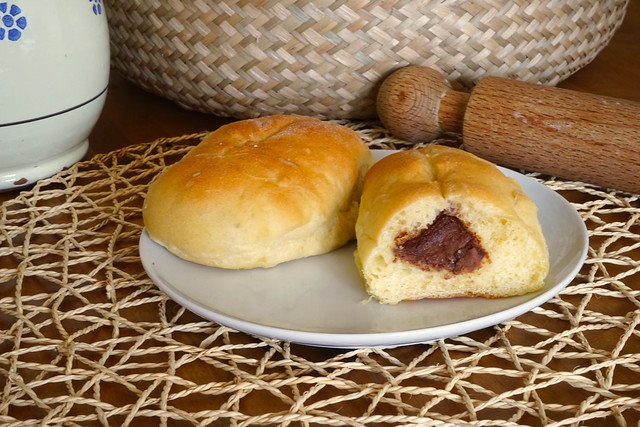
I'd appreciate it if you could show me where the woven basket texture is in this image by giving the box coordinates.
[104,0,628,120]
[1,123,639,426]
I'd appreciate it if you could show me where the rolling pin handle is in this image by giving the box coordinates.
[377,66,468,143]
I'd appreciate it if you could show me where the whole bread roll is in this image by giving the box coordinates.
[355,145,549,304]
[143,115,374,269]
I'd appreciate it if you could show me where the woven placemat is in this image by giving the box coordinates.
[1,123,639,426]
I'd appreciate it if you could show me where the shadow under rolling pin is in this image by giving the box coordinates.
[376,66,640,194]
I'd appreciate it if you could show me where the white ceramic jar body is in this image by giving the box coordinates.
[0,0,110,189]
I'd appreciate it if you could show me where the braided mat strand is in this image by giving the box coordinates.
[104,0,628,119]
[1,125,639,426]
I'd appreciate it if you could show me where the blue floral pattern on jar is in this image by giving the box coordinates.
[0,1,103,43]
[0,2,27,41]
[89,0,102,16]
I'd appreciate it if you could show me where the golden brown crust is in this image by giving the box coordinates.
[143,115,374,269]
[355,145,549,304]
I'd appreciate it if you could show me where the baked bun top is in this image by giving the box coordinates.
[143,115,374,269]
[358,146,543,238]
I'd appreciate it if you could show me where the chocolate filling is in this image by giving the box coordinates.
[394,212,486,274]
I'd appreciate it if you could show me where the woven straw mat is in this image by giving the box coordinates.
[1,123,639,426]
[104,0,629,120]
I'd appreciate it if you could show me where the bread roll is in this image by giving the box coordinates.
[355,145,549,304]
[143,115,374,269]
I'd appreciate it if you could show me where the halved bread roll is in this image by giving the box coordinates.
[143,115,374,269]
[355,145,549,304]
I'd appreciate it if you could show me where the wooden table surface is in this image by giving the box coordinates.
[1,3,640,425]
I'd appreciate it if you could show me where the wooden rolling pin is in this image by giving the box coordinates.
[377,66,640,193]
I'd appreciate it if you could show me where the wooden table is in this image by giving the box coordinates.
[1,3,639,426]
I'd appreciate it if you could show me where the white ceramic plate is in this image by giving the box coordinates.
[139,150,589,348]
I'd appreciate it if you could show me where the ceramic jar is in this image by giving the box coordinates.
[0,0,110,190]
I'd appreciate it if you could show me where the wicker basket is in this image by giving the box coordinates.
[105,0,628,120]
